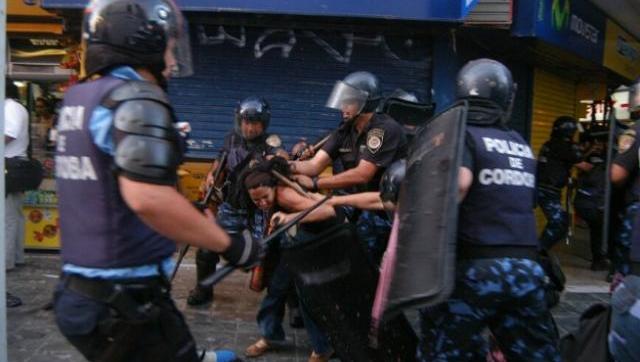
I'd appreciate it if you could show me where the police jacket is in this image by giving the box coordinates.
[537,137,583,191]
[457,124,538,248]
[56,68,176,269]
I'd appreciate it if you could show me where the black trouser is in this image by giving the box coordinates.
[53,274,200,362]
[195,249,219,293]
[574,193,608,261]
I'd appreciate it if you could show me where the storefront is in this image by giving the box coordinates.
[7,2,79,250]
[41,0,487,156]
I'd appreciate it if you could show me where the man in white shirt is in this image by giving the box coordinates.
[5,82,29,275]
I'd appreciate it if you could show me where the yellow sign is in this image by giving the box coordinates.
[178,161,213,202]
[603,20,640,81]
[8,0,64,34]
[23,206,60,250]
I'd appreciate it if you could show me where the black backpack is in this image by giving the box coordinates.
[559,303,612,362]
[5,157,44,194]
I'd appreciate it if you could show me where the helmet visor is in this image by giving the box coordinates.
[325,81,368,114]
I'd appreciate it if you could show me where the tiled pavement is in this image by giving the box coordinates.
[6,251,610,361]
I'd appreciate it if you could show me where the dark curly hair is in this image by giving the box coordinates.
[235,157,291,227]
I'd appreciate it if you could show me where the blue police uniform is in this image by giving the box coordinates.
[419,124,560,361]
[608,207,640,362]
[573,149,608,266]
[536,138,583,249]
[188,131,276,305]
[608,123,640,362]
[53,67,211,361]
[611,122,640,275]
[321,113,407,264]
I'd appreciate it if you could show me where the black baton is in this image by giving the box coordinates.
[199,195,332,288]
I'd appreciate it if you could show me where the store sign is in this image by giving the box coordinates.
[603,20,640,81]
[513,0,606,63]
[42,0,479,21]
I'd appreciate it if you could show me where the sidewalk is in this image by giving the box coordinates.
[7,251,609,361]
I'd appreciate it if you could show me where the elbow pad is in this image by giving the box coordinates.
[106,81,181,185]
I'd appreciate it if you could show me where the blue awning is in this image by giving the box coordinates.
[42,0,479,22]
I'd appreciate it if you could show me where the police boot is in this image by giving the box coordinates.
[187,249,217,306]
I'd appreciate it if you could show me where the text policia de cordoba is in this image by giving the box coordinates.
[55,105,99,181]
[478,137,535,188]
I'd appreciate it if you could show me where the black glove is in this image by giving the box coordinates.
[222,229,262,268]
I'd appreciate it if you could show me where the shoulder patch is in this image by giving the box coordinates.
[266,134,282,148]
[367,128,385,154]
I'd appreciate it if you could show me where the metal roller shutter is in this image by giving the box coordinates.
[168,24,432,158]
[530,68,577,155]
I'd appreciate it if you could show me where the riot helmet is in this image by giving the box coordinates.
[83,0,193,80]
[551,116,578,140]
[387,89,419,103]
[456,59,516,124]
[326,71,382,122]
[235,96,271,140]
[379,159,406,204]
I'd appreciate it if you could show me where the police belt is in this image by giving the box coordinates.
[62,273,169,321]
[457,245,539,260]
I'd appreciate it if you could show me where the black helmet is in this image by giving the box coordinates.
[83,0,192,79]
[326,71,382,119]
[456,59,515,113]
[387,89,419,103]
[552,116,578,140]
[379,159,406,204]
[235,96,271,130]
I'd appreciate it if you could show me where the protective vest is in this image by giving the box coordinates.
[56,76,175,268]
[458,125,538,247]
[537,138,581,190]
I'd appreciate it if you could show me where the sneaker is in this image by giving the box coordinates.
[200,349,238,362]
[6,292,22,308]
[187,287,213,306]
[308,350,332,362]
[245,338,272,358]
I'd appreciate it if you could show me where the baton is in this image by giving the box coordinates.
[271,170,312,199]
[170,151,229,282]
[199,195,332,288]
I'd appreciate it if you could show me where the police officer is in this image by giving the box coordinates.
[611,79,640,277]
[291,71,408,264]
[573,128,609,270]
[188,96,283,305]
[53,1,260,360]
[418,59,560,361]
[609,79,640,362]
[537,116,593,250]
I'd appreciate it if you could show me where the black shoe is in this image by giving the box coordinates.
[187,287,213,306]
[590,258,610,271]
[6,292,22,308]
[288,307,304,329]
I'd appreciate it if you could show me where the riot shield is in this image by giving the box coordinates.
[380,101,468,321]
[281,223,417,362]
